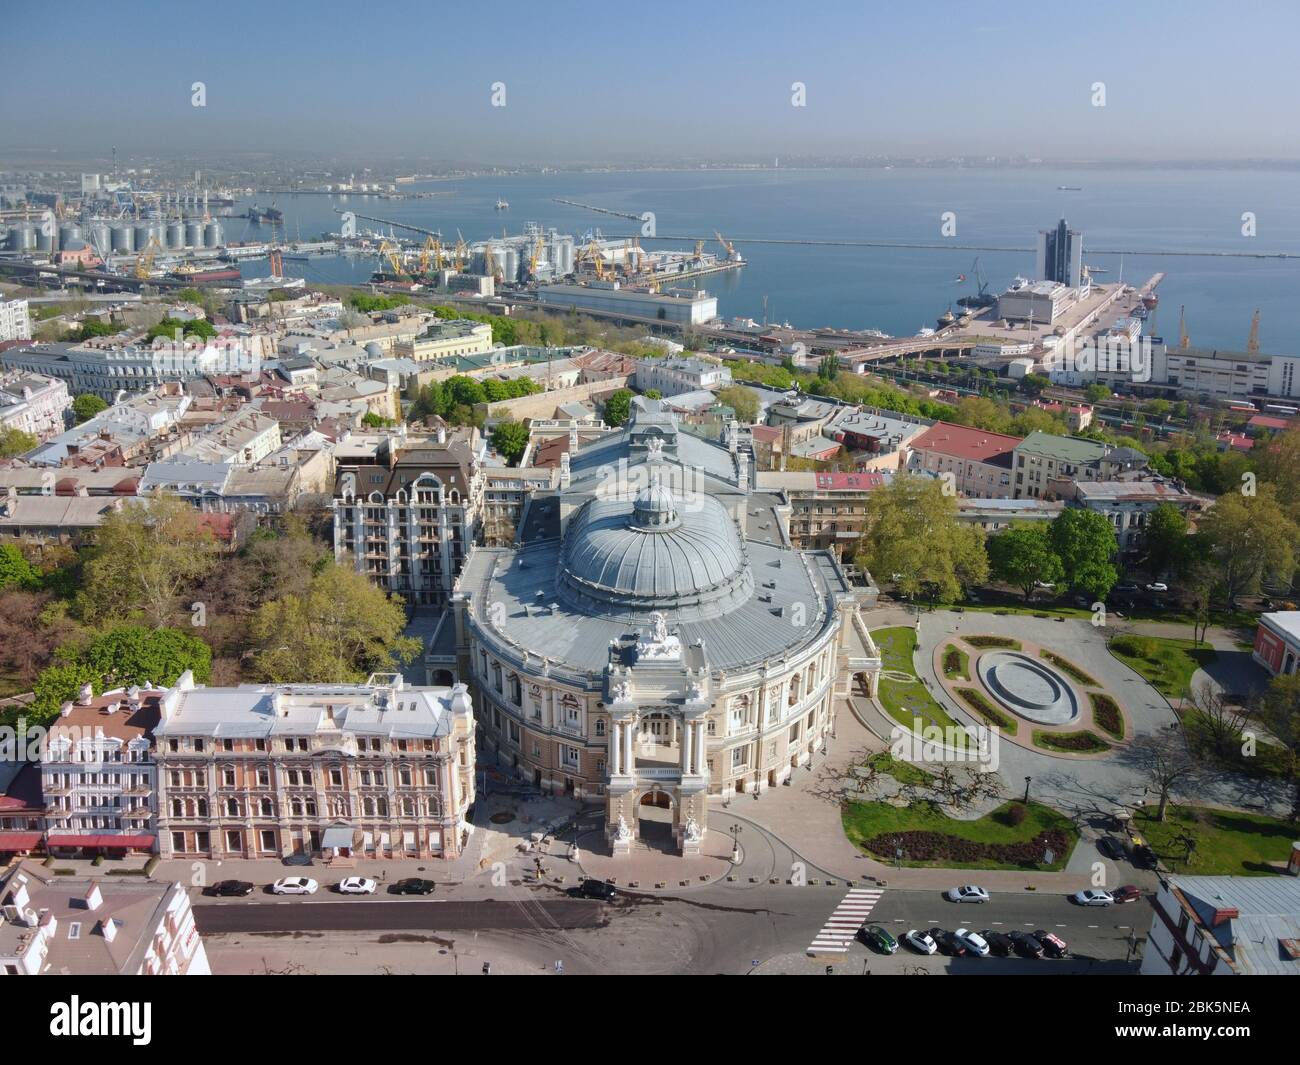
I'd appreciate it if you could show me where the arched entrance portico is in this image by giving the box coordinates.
[637,787,675,848]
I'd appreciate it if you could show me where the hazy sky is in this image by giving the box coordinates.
[4,0,1298,163]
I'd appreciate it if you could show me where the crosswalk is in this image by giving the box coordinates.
[807,887,884,956]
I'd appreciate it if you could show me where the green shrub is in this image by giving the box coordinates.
[954,687,1018,734]
[1090,692,1125,740]
[1041,650,1100,687]
[965,635,1021,649]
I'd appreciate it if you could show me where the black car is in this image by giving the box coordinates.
[572,877,617,901]
[931,928,967,957]
[1097,835,1127,861]
[208,879,254,897]
[1009,930,1044,958]
[390,877,436,895]
[980,929,1015,957]
[1035,929,1070,958]
[1132,844,1158,870]
[858,924,899,954]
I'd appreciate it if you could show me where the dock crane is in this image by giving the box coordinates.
[134,234,162,279]
[419,235,444,275]
[377,239,407,278]
[483,243,503,283]
[1247,308,1260,353]
[715,230,740,262]
[1178,305,1190,349]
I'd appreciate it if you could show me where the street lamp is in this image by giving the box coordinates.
[1023,776,1031,804]
[728,823,743,864]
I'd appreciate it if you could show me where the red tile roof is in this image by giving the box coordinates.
[908,421,1023,467]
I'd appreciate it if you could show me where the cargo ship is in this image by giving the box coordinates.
[247,204,283,224]
[172,264,241,283]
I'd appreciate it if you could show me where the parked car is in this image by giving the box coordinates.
[1146,582,1169,593]
[1132,844,1158,870]
[980,929,1015,956]
[1114,582,1140,595]
[270,877,318,896]
[572,877,617,902]
[208,880,254,898]
[1035,929,1070,958]
[903,929,937,955]
[1112,884,1143,904]
[337,877,377,895]
[932,928,967,956]
[390,877,436,895]
[1072,889,1115,907]
[955,928,990,957]
[1009,930,1044,958]
[859,924,898,954]
[1097,836,1127,861]
[945,884,990,904]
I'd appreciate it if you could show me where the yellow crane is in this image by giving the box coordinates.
[715,230,738,262]
[451,230,469,271]
[419,235,445,275]
[578,237,607,280]
[693,239,705,261]
[377,239,406,277]
[530,231,544,279]
[1247,308,1260,353]
[1178,305,1190,349]
[134,234,162,279]
[483,243,502,282]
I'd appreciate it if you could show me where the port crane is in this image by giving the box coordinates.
[377,239,408,278]
[715,230,740,262]
[1178,305,1190,348]
[1247,308,1261,353]
[134,234,162,279]
[419,235,445,275]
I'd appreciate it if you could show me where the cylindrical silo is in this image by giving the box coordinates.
[166,221,185,249]
[134,222,153,250]
[203,221,223,248]
[58,223,82,250]
[111,222,135,253]
[185,220,204,248]
[7,223,36,252]
[89,221,112,254]
[33,226,53,252]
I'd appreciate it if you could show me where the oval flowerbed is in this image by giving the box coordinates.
[1032,729,1111,754]
[954,686,1018,734]
[965,635,1022,650]
[1040,650,1100,688]
[943,644,970,681]
[1089,692,1125,740]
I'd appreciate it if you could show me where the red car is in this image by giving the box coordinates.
[1112,884,1143,903]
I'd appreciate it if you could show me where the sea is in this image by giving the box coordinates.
[227,167,1300,351]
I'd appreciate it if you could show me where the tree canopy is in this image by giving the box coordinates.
[988,522,1064,601]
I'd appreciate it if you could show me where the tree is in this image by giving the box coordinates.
[854,476,988,604]
[1049,508,1119,600]
[988,522,1064,601]
[643,389,662,400]
[1253,425,1300,512]
[1255,672,1300,821]
[1184,677,1251,761]
[72,393,109,424]
[1129,731,1201,823]
[1019,373,1050,396]
[0,544,39,590]
[1083,383,1111,404]
[0,590,79,694]
[490,418,529,466]
[952,396,1009,433]
[0,426,37,458]
[68,625,212,690]
[248,565,419,683]
[1198,485,1299,605]
[715,384,760,424]
[1143,503,1189,579]
[78,494,219,628]
[603,388,634,428]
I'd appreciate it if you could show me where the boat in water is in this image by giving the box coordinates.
[1058,185,1083,191]
[1141,293,1159,309]
[495,199,509,210]
[172,264,241,283]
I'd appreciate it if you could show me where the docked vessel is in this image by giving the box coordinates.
[1141,293,1159,309]
[495,199,509,210]
[172,264,241,283]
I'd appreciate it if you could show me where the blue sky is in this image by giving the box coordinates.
[3,0,1298,161]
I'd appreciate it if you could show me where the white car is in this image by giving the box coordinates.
[271,877,318,896]
[1072,889,1115,907]
[337,877,377,895]
[1146,582,1168,593]
[903,929,937,955]
[955,928,990,957]
[946,885,990,904]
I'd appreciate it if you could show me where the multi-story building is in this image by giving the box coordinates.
[1012,431,1147,499]
[633,356,731,398]
[455,399,881,856]
[1035,217,1084,289]
[905,421,1022,499]
[1048,478,1203,553]
[755,469,887,559]
[393,319,494,363]
[0,298,31,343]
[333,427,484,606]
[1253,611,1300,678]
[42,684,161,857]
[537,283,718,326]
[0,863,210,975]
[996,280,1073,325]
[0,371,70,441]
[154,671,476,861]
[1140,875,1300,975]
[481,463,556,546]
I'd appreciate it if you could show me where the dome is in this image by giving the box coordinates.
[557,489,752,621]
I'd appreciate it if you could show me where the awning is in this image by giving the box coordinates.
[46,834,155,850]
[0,832,43,850]
[320,823,354,850]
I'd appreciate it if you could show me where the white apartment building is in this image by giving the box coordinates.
[634,356,732,398]
[0,371,70,441]
[0,299,31,343]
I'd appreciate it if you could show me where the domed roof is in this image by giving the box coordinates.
[557,488,752,621]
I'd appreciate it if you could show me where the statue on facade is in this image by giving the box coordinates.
[646,437,665,461]
[615,815,632,842]
[612,679,631,702]
[651,612,669,643]
[683,817,701,843]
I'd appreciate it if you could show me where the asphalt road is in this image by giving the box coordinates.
[194,897,608,934]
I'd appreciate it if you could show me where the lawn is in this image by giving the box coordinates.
[842,799,1079,870]
[870,626,967,743]
[1135,805,1300,876]
[865,751,935,787]
[1108,635,1217,698]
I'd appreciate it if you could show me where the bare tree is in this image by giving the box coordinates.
[1184,677,1250,760]
[1254,673,1300,823]
[1128,730,1202,822]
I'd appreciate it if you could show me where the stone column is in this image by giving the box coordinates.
[681,717,693,775]
[624,717,635,776]
[610,721,621,776]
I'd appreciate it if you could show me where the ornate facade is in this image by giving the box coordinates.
[454,399,880,856]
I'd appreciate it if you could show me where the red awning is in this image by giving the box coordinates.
[46,834,155,850]
[0,832,43,850]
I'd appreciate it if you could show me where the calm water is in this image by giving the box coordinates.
[232,168,1300,351]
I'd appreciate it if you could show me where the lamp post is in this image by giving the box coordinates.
[729,823,742,864]
[1023,776,1031,804]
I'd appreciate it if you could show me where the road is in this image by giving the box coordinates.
[192,882,1148,975]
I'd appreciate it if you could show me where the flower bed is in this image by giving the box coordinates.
[1040,650,1100,688]
[942,644,970,681]
[965,635,1022,649]
[861,827,1073,868]
[954,686,1018,734]
[1089,691,1125,740]
[1032,729,1111,754]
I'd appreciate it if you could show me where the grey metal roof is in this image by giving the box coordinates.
[1171,875,1300,976]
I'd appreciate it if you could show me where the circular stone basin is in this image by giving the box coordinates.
[976,651,1079,726]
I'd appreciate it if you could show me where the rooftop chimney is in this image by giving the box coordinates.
[1212,907,1240,927]
[76,682,94,706]
[83,884,103,911]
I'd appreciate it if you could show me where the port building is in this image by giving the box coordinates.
[536,283,718,327]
